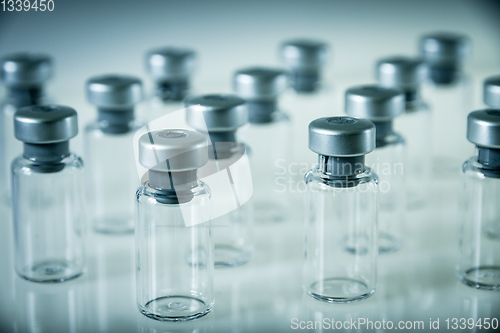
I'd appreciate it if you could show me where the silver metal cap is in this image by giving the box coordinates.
[139,129,208,171]
[345,85,405,121]
[376,56,426,90]
[146,47,196,80]
[467,110,500,149]
[484,76,500,108]
[280,39,328,70]
[419,32,469,65]
[86,74,143,109]
[233,67,287,101]
[185,94,247,132]
[309,117,375,157]
[14,105,78,144]
[1,52,53,87]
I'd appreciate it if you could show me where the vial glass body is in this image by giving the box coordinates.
[12,154,85,282]
[303,165,378,303]
[240,111,291,223]
[366,134,405,253]
[135,181,214,321]
[394,101,431,208]
[0,102,19,203]
[459,157,500,290]
[84,119,144,233]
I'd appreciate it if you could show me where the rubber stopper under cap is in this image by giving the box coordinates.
[86,74,142,109]
[376,56,426,90]
[14,105,78,144]
[309,117,375,157]
[419,32,469,65]
[280,39,328,70]
[484,76,500,108]
[146,47,196,80]
[139,129,208,171]
[185,94,247,132]
[233,67,287,101]
[345,85,404,121]
[1,52,53,87]
[467,109,500,149]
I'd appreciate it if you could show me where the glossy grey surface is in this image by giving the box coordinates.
[0,52,53,87]
[146,47,196,80]
[376,56,426,90]
[466,109,500,148]
[419,32,470,65]
[86,74,143,108]
[345,85,405,121]
[279,39,328,69]
[483,75,500,107]
[233,67,287,100]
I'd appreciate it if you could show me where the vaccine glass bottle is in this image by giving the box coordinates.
[303,117,378,303]
[136,129,214,321]
[12,105,85,283]
[84,75,145,234]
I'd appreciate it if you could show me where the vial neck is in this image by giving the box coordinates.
[148,169,198,204]
[428,64,461,85]
[247,100,276,124]
[318,154,365,176]
[372,120,394,148]
[477,147,500,171]
[155,78,189,102]
[8,86,44,108]
[290,69,321,93]
[97,108,135,134]
[23,141,70,173]
[205,130,238,160]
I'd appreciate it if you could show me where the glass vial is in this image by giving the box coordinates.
[279,39,332,174]
[459,109,500,290]
[345,85,405,253]
[0,53,53,204]
[233,67,290,223]
[84,75,145,234]
[303,116,378,303]
[376,57,431,209]
[185,94,253,267]
[483,75,500,108]
[419,32,473,174]
[12,105,85,283]
[136,129,213,321]
[144,47,196,124]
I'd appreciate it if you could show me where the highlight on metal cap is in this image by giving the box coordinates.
[345,85,405,121]
[376,56,426,90]
[1,52,53,87]
[14,105,78,144]
[138,129,208,172]
[146,47,196,80]
[185,94,247,132]
[309,116,376,157]
[280,38,328,70]
[419,32,470,65]
[467,109,500,149]
[484,75,500,108]
[86,74,143,109]
[233,67,287,101]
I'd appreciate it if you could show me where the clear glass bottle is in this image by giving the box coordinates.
[185,94,254,267]
[84,75,145,234]
[419,32,473,174]
[376,56,431,209]
[345,85,405,253]
[303,117,378,303]
[459,109,500,290]
[0,53,53,204]
[136,129,213,321]
[279,39,332,179]
[233,67,291,223]
[12,105,85,283]
[483,75,500,108]
[144,47,196,125]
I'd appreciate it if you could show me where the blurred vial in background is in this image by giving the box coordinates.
[376,57,431,209]
[0,53,53,204]
[144,47,196,125]
[136,129,213,321]
[459,110,500,290]
[419,32,473,175]
[233,67,290,223]
[186,94,254,268]
[84,75,145,234]
[279,39,332,174]
[12,105,85,283]
[303,117,378,303]
[483,75,500,108]
[345,85,405,253]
